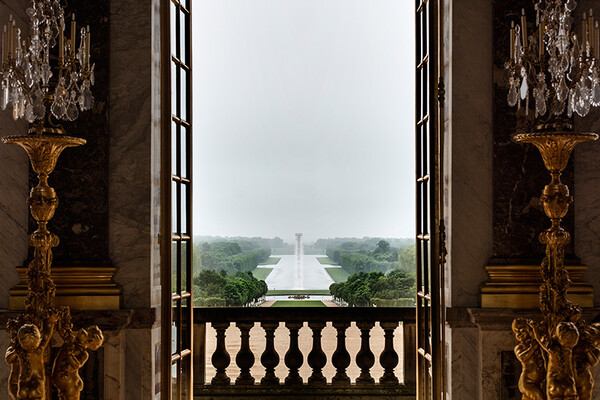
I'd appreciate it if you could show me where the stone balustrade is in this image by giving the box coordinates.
[193,307,416,400]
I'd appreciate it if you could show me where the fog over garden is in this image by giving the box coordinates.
[191,0,414,307]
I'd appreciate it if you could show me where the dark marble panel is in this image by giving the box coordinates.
[28,0,111,268]
[491,0,576,263]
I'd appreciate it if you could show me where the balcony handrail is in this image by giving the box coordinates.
[192,306,417,399]
[193,306,416,323]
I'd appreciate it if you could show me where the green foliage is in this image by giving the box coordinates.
[194,241,272,274]
[397,244,416,271]
[326,240,411,274]
[193,270,268,307]
[329,270,415,307]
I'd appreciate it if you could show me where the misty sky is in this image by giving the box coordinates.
[192,0,415,243]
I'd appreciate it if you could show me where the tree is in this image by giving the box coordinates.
[376,240,390,253]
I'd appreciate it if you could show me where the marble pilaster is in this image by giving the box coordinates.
[110,0,156,309]
[0,0,30,310]
[446,0,493,308]
[573,0,600,309]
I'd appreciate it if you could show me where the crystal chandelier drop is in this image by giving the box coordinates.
[0,0,94,126]
[506,0,600,124]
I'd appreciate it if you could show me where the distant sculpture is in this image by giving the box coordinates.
[512,318,544,400]
[52,326,104,400]
[530,321,579,400]
[6,316,57,400]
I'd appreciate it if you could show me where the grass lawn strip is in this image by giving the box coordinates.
[267,289,330,295]
[251,268,273,280]
[259,257,281,265]
[325,267,350,283]
[271,300,326,307]
[316,257,337,265]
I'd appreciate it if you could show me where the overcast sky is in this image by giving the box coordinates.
[192,0,415,243]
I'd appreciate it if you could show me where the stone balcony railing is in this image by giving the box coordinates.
[193,307,416,400]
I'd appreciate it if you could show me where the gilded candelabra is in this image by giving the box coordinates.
[1,1,102,399]
[507,1,600,399]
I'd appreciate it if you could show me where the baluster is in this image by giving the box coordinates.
[193,322,206,385]
[284,321,304,385]
[379,321,399,384]
[331,321,351,386]
[235,322,255,385]
[355,321,375,385]
[403,322,417,386]
[307,321,327,385]
[211,322,231,385]
[260,322,280,385]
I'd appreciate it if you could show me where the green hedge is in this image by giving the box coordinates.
[372,298,415,307]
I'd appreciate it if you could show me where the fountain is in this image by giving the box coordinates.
[294,233,304,289]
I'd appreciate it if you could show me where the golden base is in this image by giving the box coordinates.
[8,266,121,310]
[480,265,594,308]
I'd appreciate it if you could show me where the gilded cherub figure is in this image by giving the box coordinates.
[5,342,20,400]
[530,320,579,400]
[52,326,104,400]
[7,316,57,400]
[573,323,600,400]
[512,318,544,400]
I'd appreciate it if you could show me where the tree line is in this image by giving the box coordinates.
[193,269,268,306]
[329,270,415,307]
[194,241,271,275]
[326,240,415,274]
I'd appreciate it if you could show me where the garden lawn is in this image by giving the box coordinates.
[259,257,281,265]
[325,267,350,283]
[316,257,337,265]
[271,300,326,307]
[251,268,273,280]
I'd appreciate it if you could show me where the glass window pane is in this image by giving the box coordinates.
[171,241,178,293]
[171,360,179,397]
[170,1,177,57]
[180,241,188,293]
[172,181,178,234]
[171,316,179,355]
[180,125,188,179]
[171,120,178,176]
[180,10,188,66]
[181,183,188,235]
[181,297,190,349]
[181,357,191,398]
[180,67,188,122]
[171,61,178,115]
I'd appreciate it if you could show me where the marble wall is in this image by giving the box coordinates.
[445,0,493,308]
[110,0,156,310]
[0,0,30,309]
[573,0,600,309]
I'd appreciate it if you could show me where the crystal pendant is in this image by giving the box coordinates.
[557,77,569,102]
[520,72,528,100]
[66,91,79,121]
[592,82,600,107]
[78,83,94,111]
[508,77,519,107]
[1,81,8,111]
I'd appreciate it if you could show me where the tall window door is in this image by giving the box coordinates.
[415,0,444,399]
[161,0,193,399]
